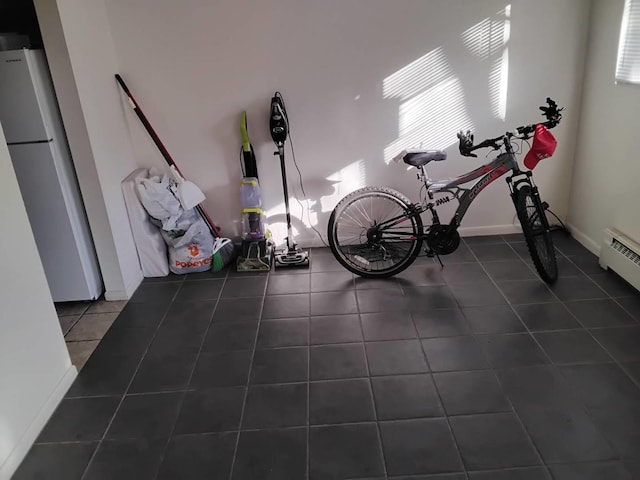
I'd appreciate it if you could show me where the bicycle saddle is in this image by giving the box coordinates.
[399,149,447,167]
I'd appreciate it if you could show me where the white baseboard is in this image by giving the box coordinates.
[0,365,77,480]
[566,223,601,256]
[299,239,329,249]
[105,268,143,301]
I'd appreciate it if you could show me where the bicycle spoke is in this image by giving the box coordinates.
[356,201,371,226]
[331,190,421,275]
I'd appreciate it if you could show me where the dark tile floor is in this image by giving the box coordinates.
[14,233,640,479]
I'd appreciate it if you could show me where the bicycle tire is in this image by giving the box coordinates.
[515,184,558,283]
[328,186,423,277]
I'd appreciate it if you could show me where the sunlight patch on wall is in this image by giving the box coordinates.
[265,199,307,245]
[489,48,509,120]
[383,77,473,163]
[463,5,511,121]
[321,159,366,213]
[264,160,366,245]
[383,44,475,163]
[462,16,505,60]
[383,47,453,100]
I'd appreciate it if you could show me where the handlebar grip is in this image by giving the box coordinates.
[517,124,535,135]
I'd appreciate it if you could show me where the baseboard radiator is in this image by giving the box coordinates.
[599,228,640,292]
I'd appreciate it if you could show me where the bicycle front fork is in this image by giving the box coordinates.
[506,171,551,227]
[506,170,533,203]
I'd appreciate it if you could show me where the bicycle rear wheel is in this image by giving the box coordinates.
[515,184,558,283]
[328,186,423,277]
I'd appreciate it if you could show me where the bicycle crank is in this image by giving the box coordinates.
[426,225,460,255]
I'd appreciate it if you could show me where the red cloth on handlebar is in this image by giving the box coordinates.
[524,124,557,170]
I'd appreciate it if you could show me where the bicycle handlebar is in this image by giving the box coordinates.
[458,97,564,157]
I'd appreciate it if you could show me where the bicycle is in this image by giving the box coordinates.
[327,98,564,283]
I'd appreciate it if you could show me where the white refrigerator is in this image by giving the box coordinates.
[0,48,102,302]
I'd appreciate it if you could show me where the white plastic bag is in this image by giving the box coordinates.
[136,173,183,230]
[122,168,170,277]
[165,219,214,274]
[164,209,201,237]
[134,167,215,275]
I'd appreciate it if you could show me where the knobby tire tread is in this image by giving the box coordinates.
[515,185,558,283]
[328,186,423,277]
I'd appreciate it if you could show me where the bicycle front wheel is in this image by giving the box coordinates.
[515,185,558,283]
[328,186,423,277]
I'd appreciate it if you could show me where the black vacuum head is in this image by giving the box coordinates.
[270,93,288,145]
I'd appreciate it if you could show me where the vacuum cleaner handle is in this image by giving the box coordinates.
[240,111,259,178]
[270,93,288,145]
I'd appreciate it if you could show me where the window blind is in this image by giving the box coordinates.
[616,0,640,84]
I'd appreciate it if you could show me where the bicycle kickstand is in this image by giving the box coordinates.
[426,248,445,268]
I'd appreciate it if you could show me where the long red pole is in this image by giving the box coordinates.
[115,74,221,237]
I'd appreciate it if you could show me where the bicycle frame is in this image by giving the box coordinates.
[422,151,518,228]
[329,98,562,278]
[377,139,531,240]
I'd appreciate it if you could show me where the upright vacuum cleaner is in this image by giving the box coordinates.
[269,92,309,268]
[237,112,273,272]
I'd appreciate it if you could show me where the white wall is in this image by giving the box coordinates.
[104,0,590,245]
[568,0,640,252]
[0,125,76,479]
[34,0,143,299]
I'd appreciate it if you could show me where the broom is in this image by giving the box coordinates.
[115,74,221,238]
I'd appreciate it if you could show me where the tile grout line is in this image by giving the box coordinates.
[150,268,232,480]
[36,397,637,445]
[354,278,389,480]
[45,240,636,480]
[514,243,639,327]
[227,270,272,480]
[511,241,640,390]
[308,269,318,480]
[306,313,311,480]
[62,301,111,360]
[512,239,616,301]
[54,241,636,477]
[306,263,312,480]
[61,314,82,341]
[565,307,640,392]
[38,415,640,442]
[473,241,623,469]
[605,292,640,322]
[344,238,579,474]
[411,310,471,479]
[63,387,199,402]
[78,278,186,480]
[462,241,554,474]
[547,251,640,391]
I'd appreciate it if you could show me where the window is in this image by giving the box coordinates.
[616,0,640,84]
